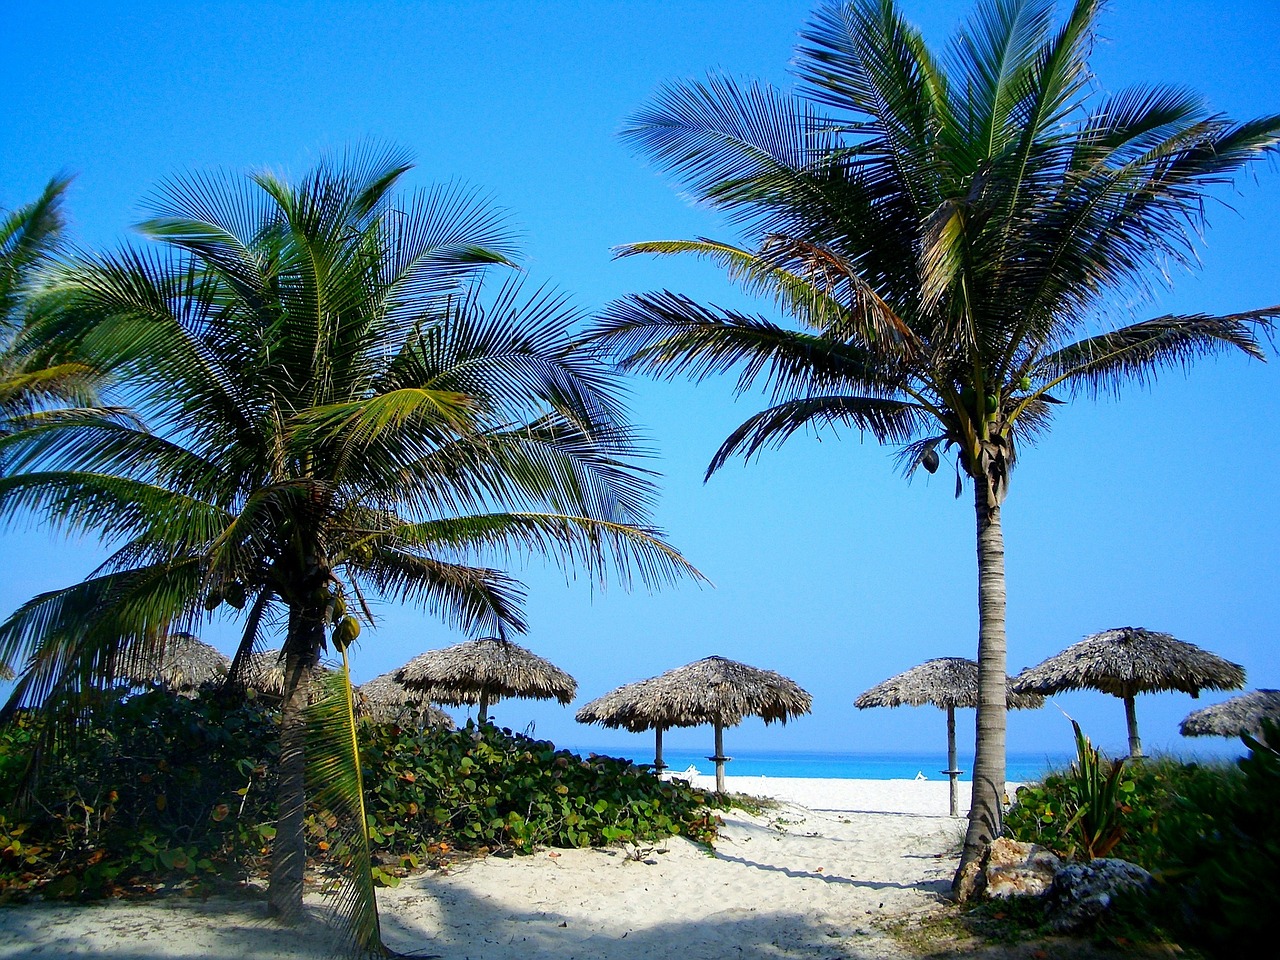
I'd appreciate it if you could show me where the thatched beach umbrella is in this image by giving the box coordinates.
[1012,626,1246,758]
[577,656,812,793]
[113,632,231,693]
[1180,690,1280,745]
[395,637,576,723]
[576,676,671,769]
[238,647,288,697]
[231,648,335,701]
[855,657,1045,817]
[356,672,455,729]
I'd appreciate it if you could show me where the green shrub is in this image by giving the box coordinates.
[0,693,718,898]
[1005,726,1279,956]
[342,719,717,882]
[1004,723,1139,862]
[0,688,279,899]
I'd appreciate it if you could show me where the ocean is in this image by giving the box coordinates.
[565,746,1074,783]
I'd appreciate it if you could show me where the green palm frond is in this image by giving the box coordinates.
[707,394,929,477]
[302,657,382,957]
[0,471,229,551]
[595,292,900,402]
[0,558,204,720]
[1033,309,1278,398]
[386,512,706,591]
[354,548,528,638]
[1,175,72,331]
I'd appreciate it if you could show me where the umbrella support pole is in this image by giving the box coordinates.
[1124,694,1142,758]
[478,689,490,725]
[944,705,961,817]
[709,722,730,793]
[653,727,666,772]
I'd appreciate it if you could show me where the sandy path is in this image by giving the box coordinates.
[0,778,968,959]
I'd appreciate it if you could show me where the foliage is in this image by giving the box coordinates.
[1005,727,1280,955]
[1181,722,1280,953]
[0,688,278,900]
[0,693,717,901]
[347,719,718,882]
[1062,719,1132,859]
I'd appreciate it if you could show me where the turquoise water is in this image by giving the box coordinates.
[566,746,1073,783]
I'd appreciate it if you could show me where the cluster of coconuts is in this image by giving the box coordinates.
[203,581,247,611]
[319,586,360,653]
[957,376,1034,418]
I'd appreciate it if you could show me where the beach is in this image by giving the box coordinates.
[0,776,981,959]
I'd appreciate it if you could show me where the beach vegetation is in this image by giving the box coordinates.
[1004,724,1280,955]
[0,690,719,901]
[0,146,697,951]
[587,0,1280,891]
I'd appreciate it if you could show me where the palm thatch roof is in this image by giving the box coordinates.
[575,656,812,731]
[855,658,1044,711]
[1011,627,1245,698]
[395,638,577,707]
[231,648,335,700]
[356,672,455,729]
[1180,690,1280,739]
[112,632,231,692]
[238,648,289,697]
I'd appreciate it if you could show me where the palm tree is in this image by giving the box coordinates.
[590,0,1279,889]
[0,146,697,943]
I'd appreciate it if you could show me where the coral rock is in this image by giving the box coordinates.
[1046,858,1153,932]
[984,838,1062,899]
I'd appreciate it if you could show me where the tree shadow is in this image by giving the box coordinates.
[378,877,912,960]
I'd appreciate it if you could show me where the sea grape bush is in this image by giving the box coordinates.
[0,688,279,898]
[0,692,718,899]
[343,719,719,884]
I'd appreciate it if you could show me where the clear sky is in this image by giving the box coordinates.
[3,1,1278,764]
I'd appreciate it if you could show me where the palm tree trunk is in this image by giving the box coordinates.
[955,477,1009,892]
[1124,693,1142,758]
[268,608,324,920]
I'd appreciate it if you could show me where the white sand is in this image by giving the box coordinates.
[0,777,971,959]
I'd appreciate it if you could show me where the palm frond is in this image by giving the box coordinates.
[0,559,205,720]
[302,658,383,957]
[385,512,706,592]
[595,291,900,402]
[1034,309,1277,398]
[354,549,528,638]
[707,394,929,477]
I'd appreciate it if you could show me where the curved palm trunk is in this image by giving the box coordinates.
[268,607,324,920]
[955,479,1008,892]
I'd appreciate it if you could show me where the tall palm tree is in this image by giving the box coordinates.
[0,146,697,942]
[591,0,1279,889]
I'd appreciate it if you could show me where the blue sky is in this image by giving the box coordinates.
[3,1,1278,764]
